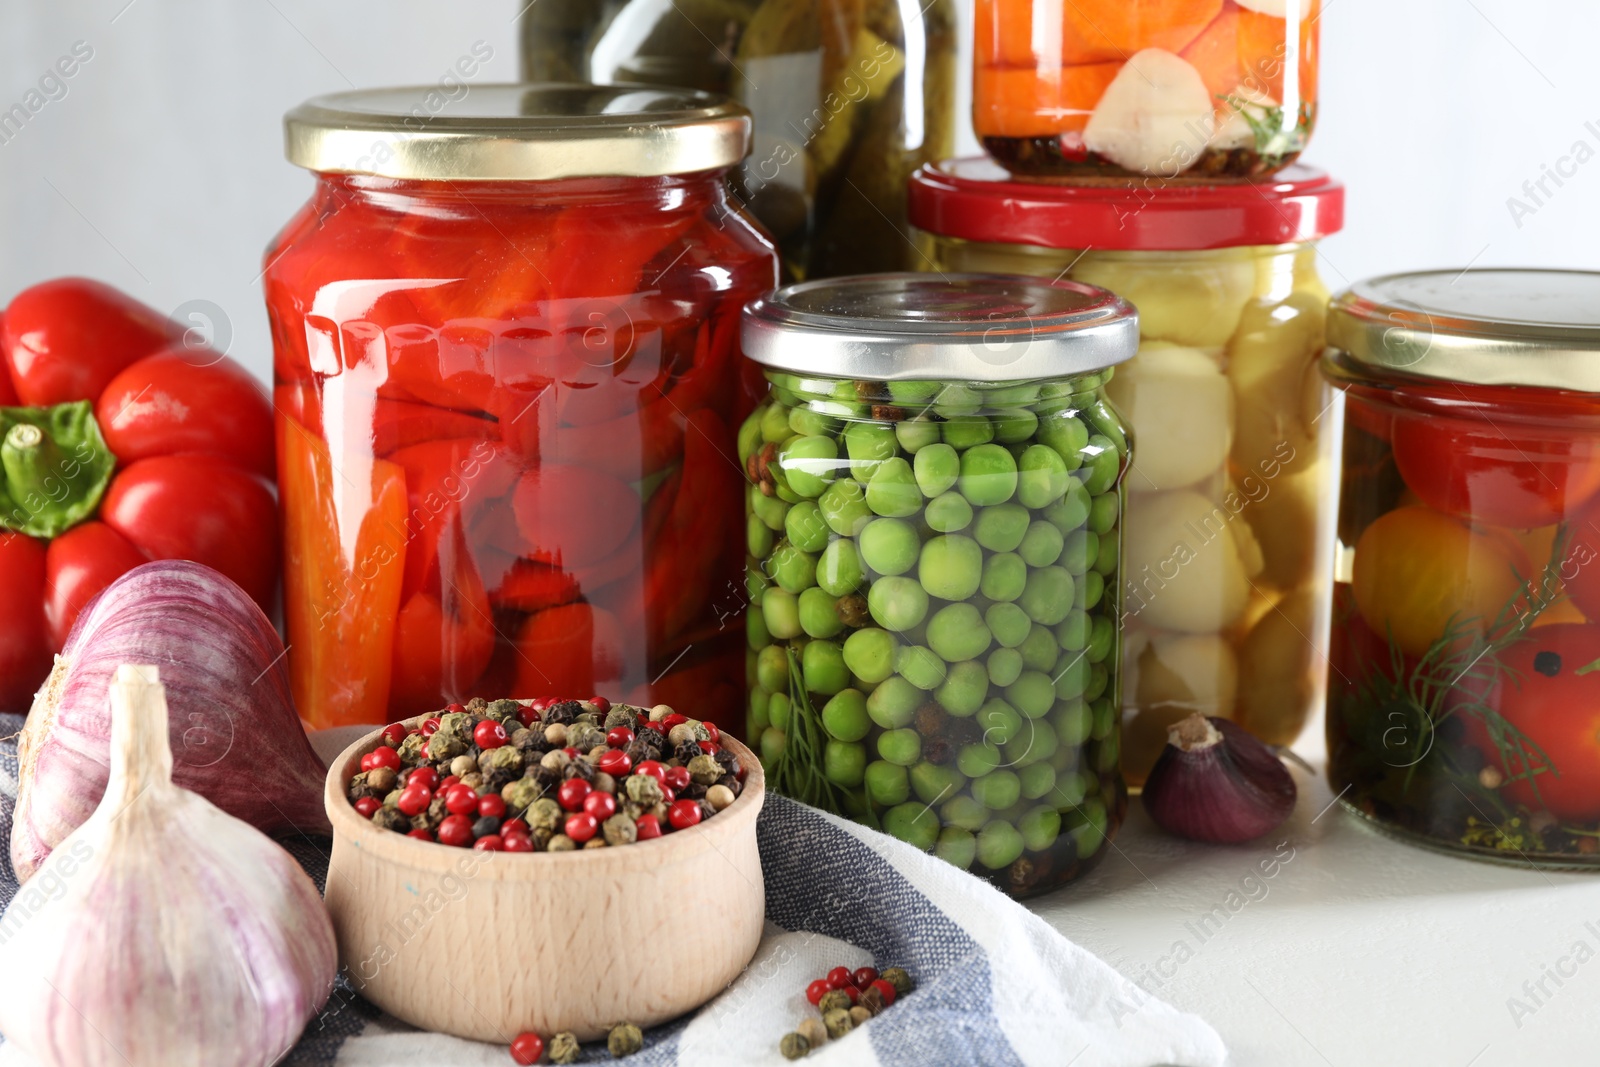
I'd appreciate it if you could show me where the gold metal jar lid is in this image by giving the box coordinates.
[1326,269,1600,391]
[284,84,751,181]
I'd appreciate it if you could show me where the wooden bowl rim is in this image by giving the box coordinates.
[324,713,766,879]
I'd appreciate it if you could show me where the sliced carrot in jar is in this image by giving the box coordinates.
[1180,6,1244,100]
[975,62,1122,138]
[1062,0,1223,65]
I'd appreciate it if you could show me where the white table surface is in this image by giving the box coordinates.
[1028,752,1600,1067]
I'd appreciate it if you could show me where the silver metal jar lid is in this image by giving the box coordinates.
[741,273,1139,382]
[284,84,751,181]
[1326,268,1600,391]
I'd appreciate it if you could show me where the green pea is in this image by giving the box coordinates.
[1095,731,1121,774]
[935,827,977,869]
[1014,444,1069,510]
[924,491,973,533]
[783,501,830,554]
[773,479,801,504]
[1085,616,1116,665]
[971,769,1021,810]
[987,646,1023,687]
[745,559,770,601]
[802,640,849,695]
[759,726,788,765]
[934,659,989,717]
[738,409,765,465]
[877,728,923,767]
[1004,717,1058,765]
[843,628,896,684]
[751,483,790,532]
[1019,566,1074,626]
[865,457,921,517]
[889,380,941,405]
[769,543,818,595]
[845,422,899,481]
[1094,528,1120,577]
[976,698,1022,746]
[1018,521,1065,569]
[980,552,1027,602]
[1053,648,1090,701]
[1089,490,1119,535]
[942,414,994,450]
[1085,661,1109,702]
[824,740,867,787]
[1082,398,1128,454]
[910,761,966,804]
[1054,698,1092,746]
[933,383,982,418]
[941,794,990,832]
[1044,479,1091,534]
[767,689,792,731]
[926,603,993,662]
[1055,611,1090,652]
[1091,697,1116,741]
[1079,570,1105,611]
[747,513,775,558]
[1019,806,1062,852]
[957,444,1018,506]
[779,435,839,499]
[985,602,1032,648]
[759,402,792,443]
[798,587,845,638]
[1019,624,1060,672]
[1061,529,1098,575]
[985,382,1043,406]
[895,417,941,454]
[819,479,872,536]
[859,518,920,576]
[1036,410,1089,468]
[819,688,870,742]
[1079,436,1121,495]
[867,675,921,729]
[918,534,983,601]
[1065,799,1109,859]
[867,576,929,631]
[785,405,834,438]
[1019,762,1057,800]
[816,539,865,596]
[913,443,961,497]
[957,742,1002,779]
[747,606,772,651]
[973,503,1030,552]
[992,408,1039,445]
[761,588,801,640]
[864,760,910,806]
[895,645,948,691]
[1047,770,1088,809]
[1005,670,1055,719]
[882,802,940,851]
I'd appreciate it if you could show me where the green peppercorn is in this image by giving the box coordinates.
[780,1032,811,1060]
[428,712,473,761]
[607,1021,643,1058]
[396,732,426,763]
[549,1031,581,1064]
[859,984,889,1015]
[822,1008,854,1039]
[501,778,542,816]
[817,989,852,1015]
[687,753,722,785]
[880,967,914,997]
[625,774,664,805]
[603,814,638,846]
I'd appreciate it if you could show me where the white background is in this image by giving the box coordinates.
[0,0,1596,384]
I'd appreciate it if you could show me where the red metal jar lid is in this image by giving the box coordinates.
[908,158,1345,252]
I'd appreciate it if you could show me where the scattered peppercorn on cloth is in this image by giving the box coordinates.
[0,717,1224,1067]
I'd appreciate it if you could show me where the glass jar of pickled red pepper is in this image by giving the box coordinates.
[740,273,1138,897]
[1324,269,1600,867]
[974,0,1319,178]
[910,160,1344,787]
[264,86,778,730]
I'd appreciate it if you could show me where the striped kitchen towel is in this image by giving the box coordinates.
[0,715,1223,1067]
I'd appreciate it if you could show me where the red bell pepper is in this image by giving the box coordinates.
[0,279,279,708]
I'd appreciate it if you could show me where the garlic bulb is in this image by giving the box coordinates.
[0,665,337,1067]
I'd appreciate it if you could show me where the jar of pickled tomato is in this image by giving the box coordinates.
[264,86,778,730]
[740,273,1138,897]
[1324,269,1600,866]
[974,0,1319,178]
[909,160,1344,785]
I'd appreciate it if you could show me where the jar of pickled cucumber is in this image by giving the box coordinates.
[910,160,1345,786]
[739,273,1138,897]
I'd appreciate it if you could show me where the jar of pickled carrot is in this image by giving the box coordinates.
[974,0,1319,179]
[264,86,778,730]
[1324,270,1600,866]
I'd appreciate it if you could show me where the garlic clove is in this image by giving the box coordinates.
[0,664,337,1067]
[1141,712,1297,843]
[1083,49,1216,175]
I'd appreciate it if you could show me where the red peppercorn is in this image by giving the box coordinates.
[396,784,432,816]
[474,719,509,750]
[527,697,548,712]
[635,760,667,784]
[354,797,380,818]
[607,726,635,749]
[359,752,376,772]
[474,834,505,851]
[380,722,408,746]
[843,984,860,1005]
[565,812,598,843]
[478,793,507,819]
[510,1032,545,1066]
[698,740,719,755]
[668,799,702,830]
[642,720,668,735]
[662,713,688,729]
[584,791,617,821]
[664,766,692,792]
[827,967,853,990]
[853,967,879,989]
[806,979,831,1006]
[704,721,721,745]
[406,828,433,841]
[502,818,529,837]
[557,779,592,812]
[407,766,439,791]
[598,750,632,778]
[439,775,460,792]
[421,717,441,736]
[661,787,675,803]
[445,784,479,816]
[517,705,542,728]
[563,746,580,759]
[370,744,402,771]
[437,814,474,847]
[447,702,467,715]
[502,833,534,853]
[869,979,896,1006]
[589,696,611,713]
[635,814,662,840]
[420,741,431,759]
[736,763,747,782]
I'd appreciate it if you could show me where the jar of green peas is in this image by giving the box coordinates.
[739,273,1137,898]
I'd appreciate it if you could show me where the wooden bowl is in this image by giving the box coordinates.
[322,718,766,1042]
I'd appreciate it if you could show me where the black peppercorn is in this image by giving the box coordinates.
[922,738,953,765]
[679,782,709,801]
[472,815,502,839]
[716,773,742,797]
[674,738,703,765]
[712,748,736,770]
[373,807,410,833]
[835,594,871,628]
[529,764,561,793]
[564,758,596,782]
[544,700,583,725]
